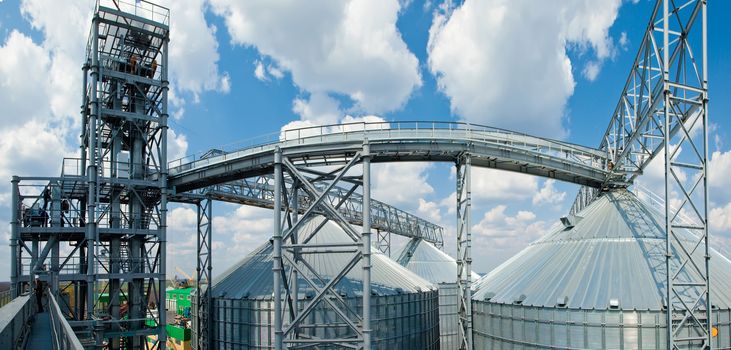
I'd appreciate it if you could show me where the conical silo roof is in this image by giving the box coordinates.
[472,189,731,310]
[394,238,480,284]
[212,215,435,299]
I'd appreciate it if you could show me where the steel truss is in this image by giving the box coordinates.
[456,155,473,350]
[270,144,373,349]
[184,173,444,249]
[195,197,212,350]
[570,0,709,348]
[8,1,171,348]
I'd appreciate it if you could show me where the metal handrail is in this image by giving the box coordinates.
[0,294,33,349]
[96,0,170,26]
[168,120,607,176]
[47,288,84,350]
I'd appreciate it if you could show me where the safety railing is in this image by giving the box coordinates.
[169,120,608,176]
[97,0,169,26]
[0,294,34,349]
[47,288,84,350]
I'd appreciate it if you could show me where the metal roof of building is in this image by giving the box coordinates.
[394,238,480,284]
[212,216,435,299]
[472,189,731,310]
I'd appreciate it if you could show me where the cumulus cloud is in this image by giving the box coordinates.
[710,150,731,201]
[372,163,435,210]
[292,93,342,125]
[168,129,189,162]
[472,168,539,201]
[470,205,552,271]
[211,0,422,120]
[710,202,731,233]
[427,0,621,137]
[162,0,230,98]
[0,30,52,127]
[532,179,567,206]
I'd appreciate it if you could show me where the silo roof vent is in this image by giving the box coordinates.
[560,214,582,229]
[556,296,569,308]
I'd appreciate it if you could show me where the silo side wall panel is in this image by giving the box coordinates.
[471,301,694,350]
[201,291,440,350]
[438,282,459,350]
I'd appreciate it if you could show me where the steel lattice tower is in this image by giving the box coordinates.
[10,1,170,348]
[83,1,170,347]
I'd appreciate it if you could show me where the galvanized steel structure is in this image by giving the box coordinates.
[10,0,171,347]
[168,121,609,350]
[570,0,711,347]
[472,190,730,349]
[192,216,440,350]
[4,0,715,349]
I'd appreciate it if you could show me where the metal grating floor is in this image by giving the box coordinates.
[26,311,51,350]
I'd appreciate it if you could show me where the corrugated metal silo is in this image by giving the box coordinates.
[472,189,731,349]
[193,215,440,349]
[394,238,480,350]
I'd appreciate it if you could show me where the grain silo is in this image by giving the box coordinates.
[193,215,440,349]
[395,238,480,350]
[471,189,731,349]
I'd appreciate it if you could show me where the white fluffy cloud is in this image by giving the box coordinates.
[211,0,422,119]
[427,0,621,137]
[162,0,230,99]
[0,31,52,127]
[472,168,539,201]
[710,202,731,233]
[372,162,435,210]
[292,93,342,125]
[532,179,567,206]
[470,204,553,272]
[710,150,731,201]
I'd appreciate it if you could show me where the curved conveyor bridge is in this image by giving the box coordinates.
[167,121,611,350]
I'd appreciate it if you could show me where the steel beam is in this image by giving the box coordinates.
[456,154,472,350]
[361,142,372,349]
[10,177,19,298]
[168,122,609,193]
[181,173,444,247]
[195,196,213,350]
[273,148,284,350]
[270,146,371,349]
[575,0,710,348]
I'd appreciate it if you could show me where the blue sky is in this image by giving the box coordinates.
[1,0,730,280]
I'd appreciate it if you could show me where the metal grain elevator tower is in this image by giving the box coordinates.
[10,1,170,348]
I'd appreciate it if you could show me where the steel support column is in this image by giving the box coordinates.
[662,0,711,347]
[362,142,372,349]
[273,147,284,350]
[270,146,368,349]
[196,196,213,350]
[85,13,100,323]
[456,154,472,350]
[10,176,19,298]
